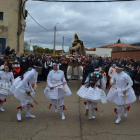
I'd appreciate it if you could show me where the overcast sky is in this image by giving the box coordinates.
[25,0,140,51]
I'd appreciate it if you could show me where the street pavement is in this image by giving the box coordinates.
[0,80,140,140]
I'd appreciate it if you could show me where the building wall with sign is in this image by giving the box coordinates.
[0,0,26,54]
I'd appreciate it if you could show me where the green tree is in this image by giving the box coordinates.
[33,45,39,52]
[32,45,53,54]
[48,49,53,54]
[117,39,121,43]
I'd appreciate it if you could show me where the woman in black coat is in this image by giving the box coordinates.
[19,57,28,76]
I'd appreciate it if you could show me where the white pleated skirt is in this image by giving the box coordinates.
[44,84,72,99]
[0,88,12,96]
[107,87,136,105]
[10,77,35,103]
[77,85,107,104]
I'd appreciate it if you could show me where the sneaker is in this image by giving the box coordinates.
[0,108,5,112]
[115,118,121,124]
[26,114,36,118]
[17,113,22,121]
[89,116,96,119]
[61,113,65,120]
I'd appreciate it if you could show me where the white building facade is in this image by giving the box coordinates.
[86,48,112,57]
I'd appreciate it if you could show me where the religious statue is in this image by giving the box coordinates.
[67,33,85,80]
[69,33,86,55]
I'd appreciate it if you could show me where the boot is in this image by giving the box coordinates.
[54,105,58,113]
[60,106,65,120]
[89,108,96,119]
[115,115,121,124]
[0,103,5,112]
[26,105,36,118]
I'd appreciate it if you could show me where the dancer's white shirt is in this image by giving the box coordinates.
[0,71,14,95]
[44,70,72,99]
[22,69,38,92]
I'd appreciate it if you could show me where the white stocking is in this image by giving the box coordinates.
[86,101,90,109]
[26,104,35,118]
[0,95,6,111]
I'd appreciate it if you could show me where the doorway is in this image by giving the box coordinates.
[0,38,6,53]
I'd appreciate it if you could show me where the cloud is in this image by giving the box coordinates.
[25,0,140,51]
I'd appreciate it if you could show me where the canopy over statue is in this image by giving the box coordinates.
[69,33,86,55]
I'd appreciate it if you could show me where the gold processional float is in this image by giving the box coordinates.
[67,33,86,79]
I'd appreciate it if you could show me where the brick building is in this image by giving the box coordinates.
[111,50,140,59]
[55,50,64,55]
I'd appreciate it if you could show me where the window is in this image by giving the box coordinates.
[0,12,3,20]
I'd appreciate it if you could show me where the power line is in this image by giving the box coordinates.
[56,30,63,40]
[28,12,53,31]
[39,0,136,2]
[26,0,135,7]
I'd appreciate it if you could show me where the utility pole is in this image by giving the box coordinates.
[30,38,31,51]
[53,26,56,55]
[62,36,64,54]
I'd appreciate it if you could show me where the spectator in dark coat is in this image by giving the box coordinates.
[26,56,33,69]
[5,46,11,56]
[83,58,94,83]
[133,66,140,96]
[105,62,111,89]
[11,49,16,55]
[60,57,68,81]
[19,57,28,76]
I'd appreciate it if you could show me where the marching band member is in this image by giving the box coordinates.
[10,61,42,121]
[107,65,136,124]
[77,66,107,119]
[0,64,14,111]
[44,63,72,120]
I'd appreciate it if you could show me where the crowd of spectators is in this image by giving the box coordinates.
[0,46,140,96]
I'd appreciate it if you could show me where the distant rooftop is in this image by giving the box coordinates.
[86,43,137,50]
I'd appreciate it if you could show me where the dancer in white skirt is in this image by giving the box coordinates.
[107,65,136,124]
[0,64,14,111]
[77,67,107,119]
[10,62,42,121]
[44,63,72,120]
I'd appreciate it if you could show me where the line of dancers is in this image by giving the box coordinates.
[0,62,136,124]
